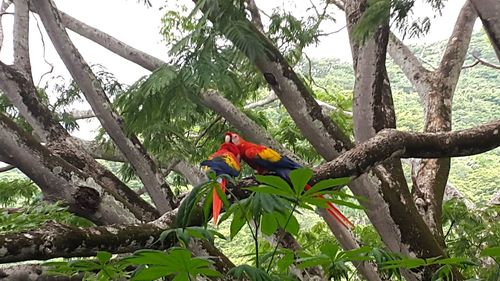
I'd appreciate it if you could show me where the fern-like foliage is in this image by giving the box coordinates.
[354,0,447,41]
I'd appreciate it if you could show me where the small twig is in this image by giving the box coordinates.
[32,13,54,87]
[194,116,222,148]
[444,219,455,240]
[226,188,260,268]
[266,203,298,273]
[472,52,500,70]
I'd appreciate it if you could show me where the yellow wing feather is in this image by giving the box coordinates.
[257,148,282,163]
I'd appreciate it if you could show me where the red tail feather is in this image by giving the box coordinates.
[305,184,354,229]
[212,178,227,225]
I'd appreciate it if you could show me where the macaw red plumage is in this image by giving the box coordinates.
[200,141,241,225]
[224,132,353,229]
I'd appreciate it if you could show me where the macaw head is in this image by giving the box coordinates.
[224,131,243,146]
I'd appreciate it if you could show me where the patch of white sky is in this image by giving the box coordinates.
[0,0,480,144]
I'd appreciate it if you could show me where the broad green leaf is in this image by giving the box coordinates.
[230,211,246,239]
[481,246,500,258]
[255,175,291,191]
[305,177,351,196]
[245,186,292,198]
[289,168,313,196]
[261,212,278,235]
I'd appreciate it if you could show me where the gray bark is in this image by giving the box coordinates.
[470,0,500,60]
[32,0,174,213]
[0,264,81,281]
[0,210,236,275]
[13,0,32,80]
[0,113,138,225]
[0,63,160,222]
[413,1,477,243]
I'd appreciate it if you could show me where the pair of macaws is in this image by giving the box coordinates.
[200,132,353,228]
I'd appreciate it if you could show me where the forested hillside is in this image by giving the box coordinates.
[297,31,500,203]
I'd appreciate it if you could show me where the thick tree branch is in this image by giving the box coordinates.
[0,63,160,222]
[470,0,500,60]
[0,264,80,281]
[0,113,139,225]
[437,1,477,92]
[313,120,500,182]
[33,0,174,213]
[0,209,235,275]
[13,0,32,80]
[0,0,12,52]
[387,33,432,100]
[32,5,165,71]
[245,0,264,32]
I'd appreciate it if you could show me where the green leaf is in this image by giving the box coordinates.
[176,182,210,228]
[289,168,313,196]
[131,265,173,281]
[230,211,247,239]
[482,246,500,258]
[261,212,278,235]
[305,177,351,196]
[245,186,293,198]
[96,251,112,265]
[255,175,291,191]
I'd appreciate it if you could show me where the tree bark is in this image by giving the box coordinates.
[412,1,476,243]
[32,0,174,213]
[0,264,82,281]
[0,210,236,275]
[13,0,32,81]
[0,113,139,225]
[0,63,160,222]
[470,0,500,60]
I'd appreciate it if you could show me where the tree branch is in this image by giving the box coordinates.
[0,209,235,275]
[245,0,264,32]
[470,0,500,60]
[33,0,174,213]
[437,1,477,91]
[0,164,15,172]
[13,0,32,80]
[0,63,160,223]
[0,113,140,225]
[40,5,165,71]
[315,120,500,181]
[387,33,432,100]
[0,0,12,52]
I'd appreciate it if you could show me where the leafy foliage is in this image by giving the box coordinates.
[353,0,446,41]
[0,202,93,233]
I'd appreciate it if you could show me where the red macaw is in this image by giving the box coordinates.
[200,141,241,225]
[224,132,353,229]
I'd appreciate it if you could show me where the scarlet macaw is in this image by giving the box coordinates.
[224,132,353,229]
[200,141,241,225]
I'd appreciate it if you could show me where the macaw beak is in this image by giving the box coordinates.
[224,134,231,143]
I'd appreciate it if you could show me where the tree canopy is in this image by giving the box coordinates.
[0,0,499,280]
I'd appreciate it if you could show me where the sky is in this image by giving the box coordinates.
[0,0,480,166]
